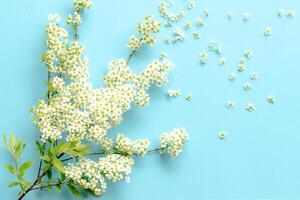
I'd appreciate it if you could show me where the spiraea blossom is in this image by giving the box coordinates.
[3,0,188,199]
[127,15,161,51]
[160,128,188,157]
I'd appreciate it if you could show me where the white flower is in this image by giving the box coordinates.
[267,95,275,104]
[203,9,209,17]
[199,52,208,64]
[287,10,295,18]
[226,100,234,109]
[264,27,272,36]
[115,134,150,156]
[238,59,246,72]
[219,57,226,65]
[184,21,191,30]
[227,11,234,19]
[159,2,185,23]
[137,15,161,45]
[219,131,226,139]
[167,89,181,97]
[278,9,285,17]
[243,12,251,21]
[250,72,258,80]
[243,83,252,91]
[74,0,92,10]
[187,0,196,9]
[193,32,200,40]
[229,72,237,81]
[208,40,222,54]
[196,18,204,26]
[48,14,61,23]
[160,128,188,157]
[185,94,192,101]
[127,35,142,51]
[246,103,255,112]
[244,50,253,59]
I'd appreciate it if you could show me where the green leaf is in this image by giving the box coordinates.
[8,181,19,187]
[9,133,16,149]
[41,155,51,162]
[19,161,33,173]
[61,173,66,182]
[67,183,80,196]
[53,157,64,173]
[56,184,62,193]
[47,169,52,180]
[5,164,16,175]
[2,133,8,149]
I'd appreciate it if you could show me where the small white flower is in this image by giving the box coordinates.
[244,50,253,59]
[264,27,272,36]
[219,57,226,65]
[278,9,285,17]
[187,0,196,9]
[243,83,252,91]
[167,89,181,97]
[250,72,258,80]
[208,40,222,54]
[199,52,208,64]
[160,52,168,60]
[184,21,191,30]
[267,95,275,104]
[243,12,251,21]
[246,103,255,112]
[287,10,295,18]
[229,72,237,81]
[219,131,226,139]
[227,11,234,19]
[193,32,200,39]
[226,100,234,109]
[203,9,209,17]
[185,95,193,101]
[238,59,246,72]
[196,18,205,26]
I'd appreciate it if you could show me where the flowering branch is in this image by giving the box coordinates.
[3,0,189,199]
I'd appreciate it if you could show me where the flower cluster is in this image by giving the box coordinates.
[160,128,188,157]
[64,159,107,196]
[65,154,134,195]
[159,2,185,23]
[127,15,161,51]
[74,0,92,10]
[167,89,181,97]
[115,134,150,156]
[34,13,173,143]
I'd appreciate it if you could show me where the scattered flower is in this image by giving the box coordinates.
[278,8,285,17]
[184,21,191,30]
[267,95,275,104]
[237,59,246,72]
[167,89,181,97]
[229,72,237,81]
[264,27,272,36]
[159,2,185,23]
[208,40,222,54]
[250,72,258,80]
[243,83,252,91]
[226,100,234,109]
[219,131,226,139]
[199,52,208,64]
[227,11,234,19]
[244,50,253,59]
[196,18,205,26]
[219,57,226,65]
[203,9,209,17]
[185,95,193,101]
[246,103,255,112]
[243,12,251,21]
[193,31,201,39]
[187,0,196,9]
[287,10,295,18]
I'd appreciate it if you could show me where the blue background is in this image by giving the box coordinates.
[1,0,300,199]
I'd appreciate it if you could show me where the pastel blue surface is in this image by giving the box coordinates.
[1,0,300,199]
